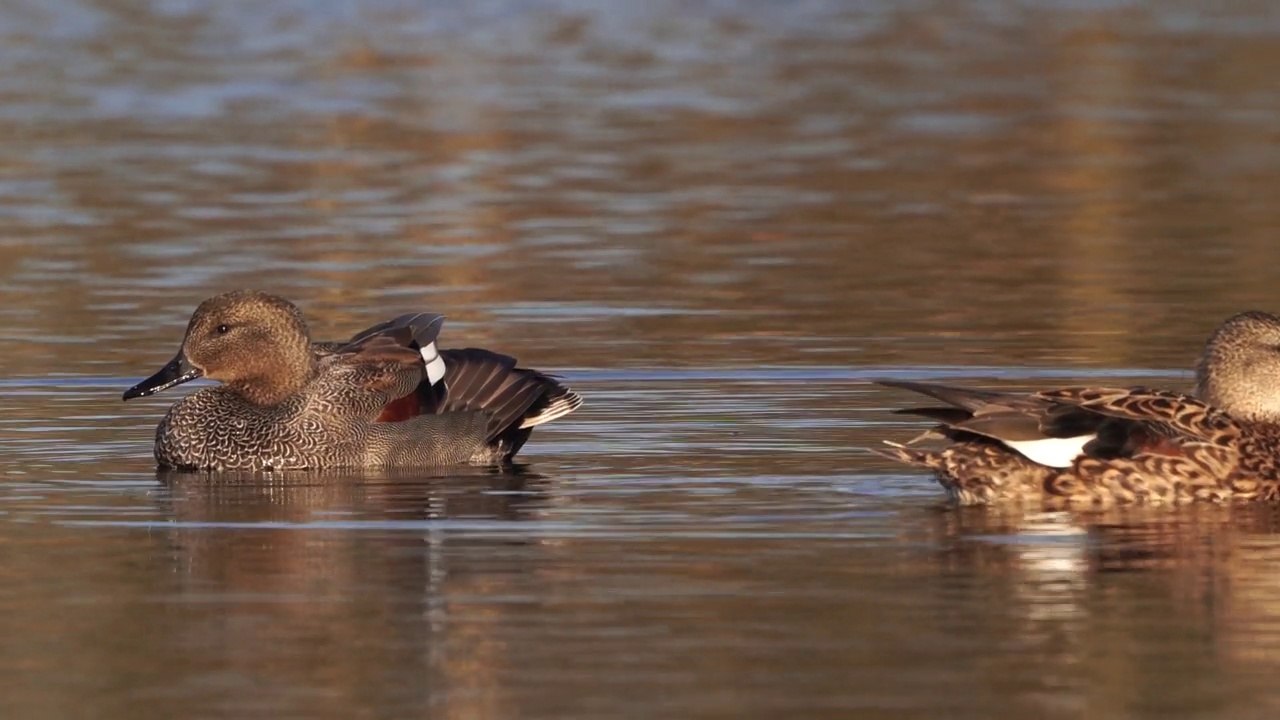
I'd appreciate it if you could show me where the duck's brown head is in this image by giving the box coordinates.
[1196,311,1280,421]
[123,290,316,406]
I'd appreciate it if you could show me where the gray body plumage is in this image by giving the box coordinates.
[153,385,492,471]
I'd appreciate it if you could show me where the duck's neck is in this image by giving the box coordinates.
[229,355,317,406]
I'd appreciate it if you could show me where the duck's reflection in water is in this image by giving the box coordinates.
[151,465,557,719]
[916,502,1280,713]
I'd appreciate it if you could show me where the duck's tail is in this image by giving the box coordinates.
[869,441,945,469]
[428,348,582,457]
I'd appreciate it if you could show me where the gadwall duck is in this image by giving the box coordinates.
[123,290,582,471]
[874,311,1280,507]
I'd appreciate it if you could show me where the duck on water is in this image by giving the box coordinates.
[874,311,1280,507]
[123,290,582,471]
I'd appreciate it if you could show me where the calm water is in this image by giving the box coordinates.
[3,0,1280,717]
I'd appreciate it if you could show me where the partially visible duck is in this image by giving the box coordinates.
[874,311,1280,507]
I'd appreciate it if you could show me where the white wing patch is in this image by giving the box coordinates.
[1003,435,1094,468]
[420,342,446,386]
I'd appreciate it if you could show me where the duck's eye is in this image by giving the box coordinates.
[216,324,230,335]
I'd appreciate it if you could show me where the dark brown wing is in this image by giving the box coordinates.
[308,335,427,420]
[877,380,1107,445]
[425,348,581,442]
[313,312,446,357]
[343,312,445,350]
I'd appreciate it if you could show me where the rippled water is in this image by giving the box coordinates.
[3,0,1280,717]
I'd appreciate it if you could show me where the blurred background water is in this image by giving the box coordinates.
[2,0,1280,717]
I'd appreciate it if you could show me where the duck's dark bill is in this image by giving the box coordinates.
[123,354,203,401]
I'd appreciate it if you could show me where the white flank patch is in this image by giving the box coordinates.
[1003,435,1094,468]
[421,342,446,386]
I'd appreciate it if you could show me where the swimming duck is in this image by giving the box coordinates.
[123,290,582,471]
[874,311,1280,506]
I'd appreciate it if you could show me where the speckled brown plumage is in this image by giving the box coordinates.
[873,311,1280,507]
[124,290,582,471]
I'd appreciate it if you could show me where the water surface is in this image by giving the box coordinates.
[3,1,1280,718]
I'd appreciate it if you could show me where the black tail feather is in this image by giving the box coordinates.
[445,353,512,413]
[431,348,582,447]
